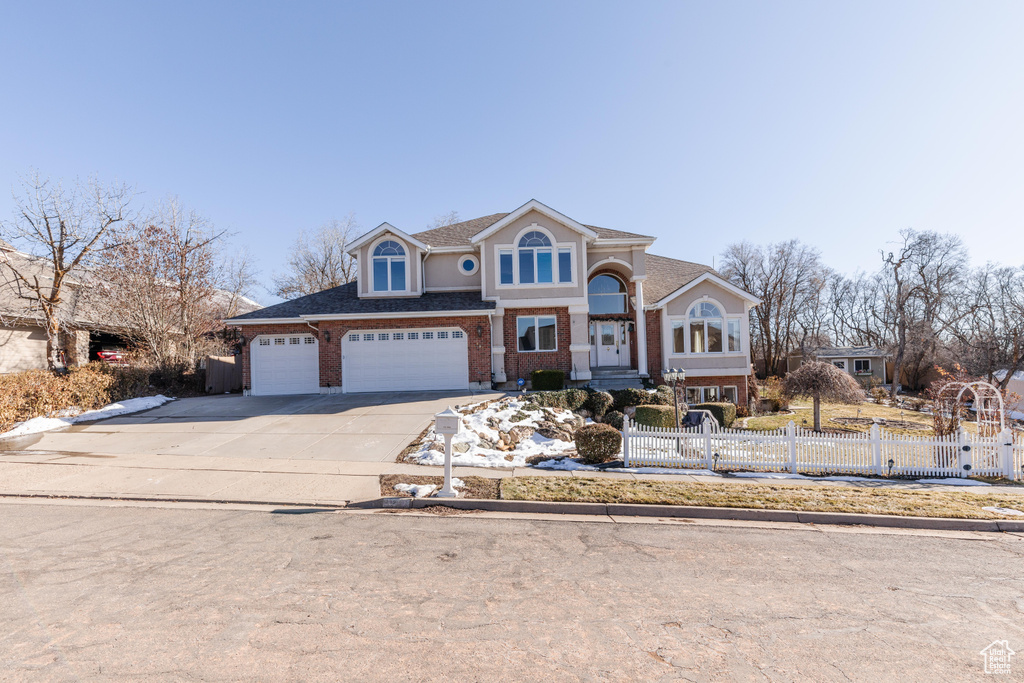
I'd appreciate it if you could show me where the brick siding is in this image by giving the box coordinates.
[645,310,662,381]
[502,307,572,384]
[234,316,492,391]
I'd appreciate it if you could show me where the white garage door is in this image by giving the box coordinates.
[251,334,320,396]
[342,328,469,393]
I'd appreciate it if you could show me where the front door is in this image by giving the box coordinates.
[596,322,619,366]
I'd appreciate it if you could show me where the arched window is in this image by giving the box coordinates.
[497,227,574,286]
[372,240,407,292]
[588,275,627,314]
[670,301,742,354]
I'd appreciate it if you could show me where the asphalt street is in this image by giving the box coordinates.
[2,501,1022,681]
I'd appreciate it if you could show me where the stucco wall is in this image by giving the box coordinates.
[423,252,481,290]
[480,210,587,301]
[665,281,746,316]
[0,325,48,373]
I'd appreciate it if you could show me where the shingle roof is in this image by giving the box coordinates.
[228,282,495,321]
[410,213,653,248]
[810,346,887,358]
[642,254,719,303]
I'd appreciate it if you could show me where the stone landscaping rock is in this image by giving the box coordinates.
[576,409,592,419]
[508,425,535,445]
[536,426,572,442]
[487,416,502,430]
[453,442,471,454]
[429,442,445,453]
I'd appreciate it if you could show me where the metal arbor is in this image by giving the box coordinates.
[936,381,1006,437]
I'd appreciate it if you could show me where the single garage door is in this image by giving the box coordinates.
[342,327,469,393]
[251,334,320,396]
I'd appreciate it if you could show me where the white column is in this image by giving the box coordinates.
[634,278,648,377]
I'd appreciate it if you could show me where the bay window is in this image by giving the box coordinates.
[671,302,743,354]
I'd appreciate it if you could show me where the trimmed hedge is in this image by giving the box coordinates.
[575,423,622,464]
[653,385,675,406]
[695,402,736,428]
[584,391,614,420]
[531,369,564,391]
[602,410,625,430]
[633,404,679,429]
[609,387,655,412]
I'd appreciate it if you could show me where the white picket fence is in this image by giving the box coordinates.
[622,417,1022,480]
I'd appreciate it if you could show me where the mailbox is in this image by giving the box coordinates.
[435,407,462,435]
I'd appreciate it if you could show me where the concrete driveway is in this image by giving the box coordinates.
[0,391,502,505]
[8,391,491,462]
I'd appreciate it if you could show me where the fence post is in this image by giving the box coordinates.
[998,428,1014,480]
[958,428,973,478]
[871,424,882,476]
[788,421,797,474]
[622,415,631,467]
[704,420,713,470]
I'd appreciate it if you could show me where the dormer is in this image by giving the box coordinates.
[347,223,430,298]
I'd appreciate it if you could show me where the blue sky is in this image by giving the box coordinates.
[2,1,1023,303]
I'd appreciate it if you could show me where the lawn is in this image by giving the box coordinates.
[742,400,964,436]
[500,477,1024,520]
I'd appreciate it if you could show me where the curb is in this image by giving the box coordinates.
[0,492,346,509]
[369,496,1024,532]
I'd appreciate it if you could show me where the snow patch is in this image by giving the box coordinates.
[394,483,437,498]
[916,478,991,486]
[0,395,174,440]
[982,506,1024,516]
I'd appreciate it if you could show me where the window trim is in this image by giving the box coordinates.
[493,224,578,289]
[458,254,479,276]
[588,274,628,315]
[668,297,744,356]
[516,315,558,353]
[853,358,872,374]
[369,237,410,294]
[685,386,721,405]
[833,360,848,371]
[722,386,739,404]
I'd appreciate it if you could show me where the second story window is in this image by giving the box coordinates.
[518,231,552,284]
[498,228,574,286]
[372,240,406,292]
[671,301,742,354]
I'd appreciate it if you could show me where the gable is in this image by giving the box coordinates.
[469,199,597,244]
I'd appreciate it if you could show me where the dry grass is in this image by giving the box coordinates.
[500,476,1024,520]
[743,400,971,436]
[379,474,500,500]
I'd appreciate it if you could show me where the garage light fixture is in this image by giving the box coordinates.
[324,330,331,343]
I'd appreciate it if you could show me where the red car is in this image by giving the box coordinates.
[96,348,129,366]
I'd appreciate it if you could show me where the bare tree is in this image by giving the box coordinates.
[427,210,460,230]
[273,215,359,299]
[98,199,228,369]
[220,248,261,320]
[880,229,967,398]
[720,239,826,377]
[782,361,865,432]
[0,174,131,369]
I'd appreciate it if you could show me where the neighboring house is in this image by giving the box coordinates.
[993,370,1024,420]
[788,346,889,385]
[0,238,259,373]
[228,199,760,404]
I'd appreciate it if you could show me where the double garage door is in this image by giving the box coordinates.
[342,328,469,393]
[250,328,469,395]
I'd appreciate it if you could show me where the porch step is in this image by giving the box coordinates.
[588,369,644,391]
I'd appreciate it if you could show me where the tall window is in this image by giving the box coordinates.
[517,315,557,351]
[588,275,627,314]
[372,240,406,292]
[499,228,573,285]
[518,231,553,284]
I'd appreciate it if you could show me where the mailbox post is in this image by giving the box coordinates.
[434,407,462,498]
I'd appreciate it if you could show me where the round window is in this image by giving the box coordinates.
[458,255,479,275]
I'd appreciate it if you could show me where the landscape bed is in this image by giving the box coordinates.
[381,474,1024,520]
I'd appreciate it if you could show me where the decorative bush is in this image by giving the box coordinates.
[695,402,737,428]
[904,397,926,412]
[602,410,625,430]
[870,387,889,406]
[531,369,565,391]
[563,387,589,411]
[609,387,656,412]
[633,404,679,429]
[584,391,614,420]
[530,391,568,409]
[652,385,675,406]
[575,423,622,464]
[735,405,751,419]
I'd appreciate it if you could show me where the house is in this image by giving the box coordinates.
[787,346,889,385]
[227,200,760,403]
[0,238,259,373]
[994,370,1024,420]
